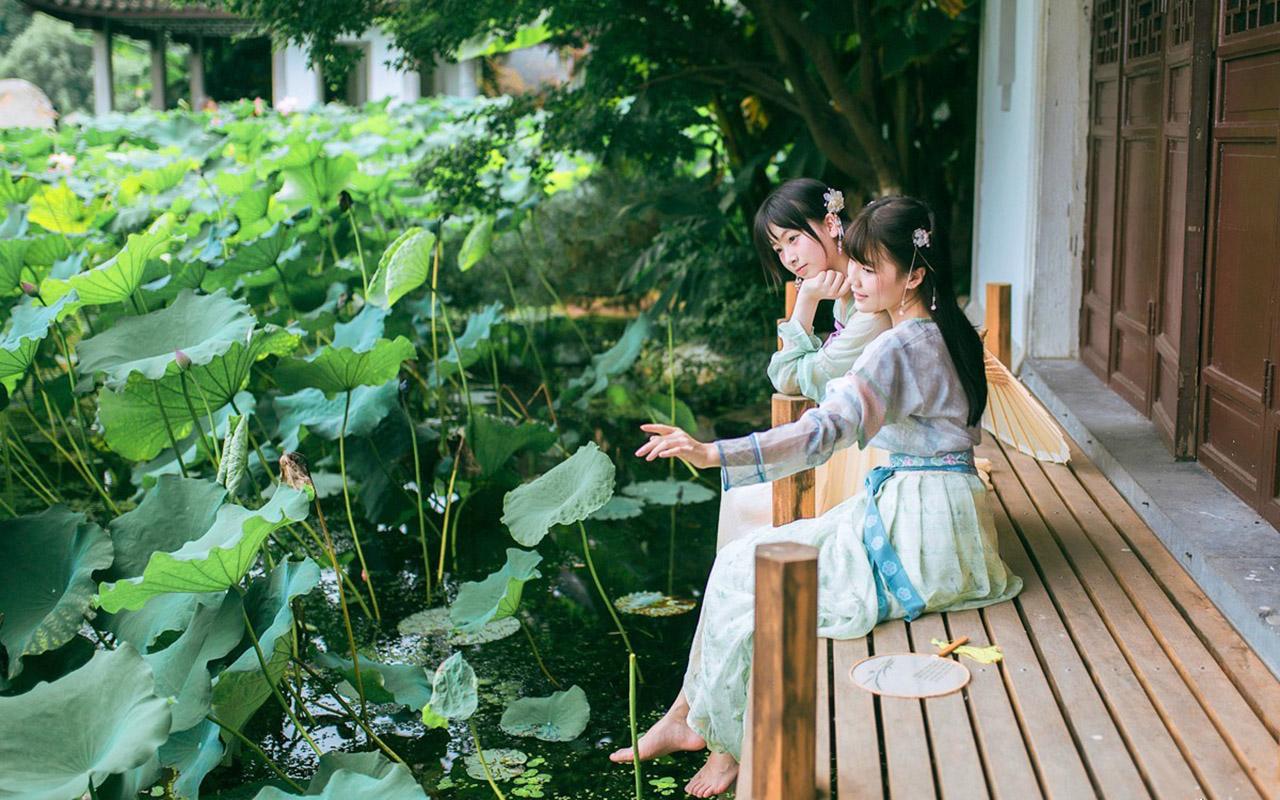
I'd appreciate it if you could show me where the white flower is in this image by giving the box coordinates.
[912,227,931,248]
[823,188,845,215]
[276,96,300,115]
[46,152,76,173]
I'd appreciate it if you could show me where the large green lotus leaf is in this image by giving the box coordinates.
[252,751,427,800]
[467,411,557,477]
[428,302,501,385]
[621,479,717,506]
[565,313,651,403]
[274,336,415,396]
[78,289,254,389]
[450,548,542,633]
[457,214,493,272]
[0,168,39,204]
[158,719,223,800]
[499,685,591,742]
[142,591,244,732]
[107,475,227,580]
[202,222,299,292]
[331,304,389,350]
[314,651,433,710]
[209,558,320,733]
[276,152,357,212]
[501,442,615,547]
[429,651,478,721]
[0,644,171,800]
[128,391,257,487]
[0,292,76,393]
[588,496,645,521]
[0,506,112,679]
[0,634,94,695]
[273,379,398,450]
[96,487,311,613]
[46,212,174,306]
[99,326,299,461]
[0,238,30,295]
[26,183,94,233]
[109,591,227,652]
[367,227,435,309]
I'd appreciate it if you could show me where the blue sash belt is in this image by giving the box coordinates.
[863,450,978,622]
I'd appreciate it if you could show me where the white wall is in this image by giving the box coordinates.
[271,46,322,108]
[970,0,1090,365]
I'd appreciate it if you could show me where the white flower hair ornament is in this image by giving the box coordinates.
[912,227,931,249]
[823,188,845,215]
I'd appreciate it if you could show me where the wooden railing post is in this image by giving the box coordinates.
[751,542,818,800]
[773,279,817,526]
[985,282,1012,368]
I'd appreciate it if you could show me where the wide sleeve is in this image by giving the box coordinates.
[767,309,892,401]
[720,332,921,490]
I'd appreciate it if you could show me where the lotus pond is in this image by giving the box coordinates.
[0,100,758,799]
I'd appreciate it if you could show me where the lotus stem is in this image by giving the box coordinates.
[293,659,404,763]
[339,388,380,621]
[206,713,305,793]
[519,616,561,689]
[148,380,188,476]
[400,394,432,601]
[88,778,100,800]
[498,262,554,406]
[428,232,447,418]
[27,391,117,514]
[177,372,218,469]
[468,721,508,800]
[234,589,323,757]
[291,519,372,618]
[191,377,222,467]
[576,521,642,682]
[303,501,368,714]
[436,433,465,583]
[347,207,369,297]
[629,653,643,799]
[431,287,474,424]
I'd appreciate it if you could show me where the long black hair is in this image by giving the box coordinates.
[845,196,987,427]
[751,178,848,279]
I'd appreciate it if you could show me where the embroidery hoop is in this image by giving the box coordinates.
[849,652,971,699]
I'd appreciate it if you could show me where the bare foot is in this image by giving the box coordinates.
[609,713,705,763]
[685,751,739,797]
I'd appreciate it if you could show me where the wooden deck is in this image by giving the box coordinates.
[739,435,1280,799]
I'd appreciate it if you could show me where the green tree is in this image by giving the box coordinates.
[0,13,93,115]
[0,0,32,53]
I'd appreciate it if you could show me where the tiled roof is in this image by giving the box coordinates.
[18,0,258,38]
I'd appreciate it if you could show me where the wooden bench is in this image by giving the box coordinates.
[741,283,1280,799]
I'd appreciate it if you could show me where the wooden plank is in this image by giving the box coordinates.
[771,393,816,526]
[1006,445,1272,798]
[831,636,884,800]
[872,620,938,799]
[751,543,817,800]
[978,441,1134,799]
[943,609,1043,800]
[816,638,832,799]
[985,443,1204,798]
[1065,441,1280,740]
[911,612,990,800]
[985,283,1012,368]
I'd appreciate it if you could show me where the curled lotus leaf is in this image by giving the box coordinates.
[450,548,542,633]
[429,651,478,721]
[613,591,698,617]
[0,292,76,393]
[428,302,502,386]
[273,336,416,397]
[367,226,436,309]
[457,214,494,272]
[0,644,172,800]
[621,479,717,506]
[0,506,112,679]
[96,487,311,613]
[499,685,591,742]
[78,288,254,390]
[565,312,651,404]
[501,442,616,547]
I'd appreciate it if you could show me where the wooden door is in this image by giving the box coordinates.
[1197,1,1280,526]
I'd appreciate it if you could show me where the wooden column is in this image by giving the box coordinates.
[751,543,818,800]
[985,282,1012,368]
[91,29,114,116]
[771,393,816,525]
[188,36,206,111]
[149,31,167,110]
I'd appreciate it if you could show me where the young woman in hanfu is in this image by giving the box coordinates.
[612,196,1024,797]
[714,178,892,549]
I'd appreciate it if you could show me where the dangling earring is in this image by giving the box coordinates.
[795,275,804,289]
[836,228,844,256]
[930,287,937,311]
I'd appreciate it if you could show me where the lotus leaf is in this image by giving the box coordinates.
[142,592,244,732]
[277,151,357,212]
[106,475,227,581]
[45,212,175,306]
[314,652,433,710]
[78,289,254,389]
[0,506,112,679]
[612,591,698,617]
[332,304,390,350]
[252,751,427,800]
[203,222,300,291]
[98,327,299,461]
[457,214,494,272]
[274,336,415,396]
[565,313,651,403]
[273,380,398,450]
[588,496,645,521]
[429,651,478,720]
[429,302,501,384]
[621,479,716,506]
[397,607,520,646]
[158,719,223,800]
[0,645,171,800]
[0,292,76,393]
[0,238,30,295]
[109,591,227,652]
[367,226,435,308]
[499,685,591,742]
[209,558,320,732]
[450,548,542,633]
[27,183,94,233]
[501,442,615,547]
[0,634,94,695]
[96,487,311,613]
[463,749,527,782]
[0,168,38,204]
[467,412,557,477]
